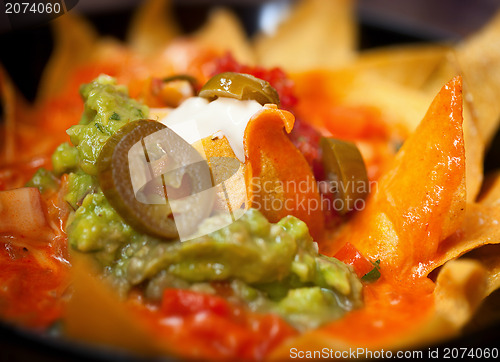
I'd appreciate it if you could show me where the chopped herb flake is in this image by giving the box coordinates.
[361,260,381,283]
[109,112,121,121]
[95,122,111,136]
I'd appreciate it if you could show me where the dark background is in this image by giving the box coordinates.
[0,0,500,360]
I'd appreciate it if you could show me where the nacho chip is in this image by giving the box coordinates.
[462,173,500,296]
[466,245,500,296]
[127,0,180,55]
[0,66,16,163]
[420,202,500,276]
[423,50,485,203]
[244,105,324,240]
[253,0,356,71]
[478,171,500,206]
[354,44,450,89]
[66,253,170,356]
[455,10,500,147]
[200,135,246,212]
[36,13,97,103]
[292,69,431,136]
[192,7,256,65]
[434,259,487,329]
[362,157,500,277]
[330,77,465,276]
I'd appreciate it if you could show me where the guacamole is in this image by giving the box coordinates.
[26,168,59,193]
[33,75,363,331]
[66,74,149,176]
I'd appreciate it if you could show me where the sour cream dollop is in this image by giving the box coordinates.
[159,97,263,162]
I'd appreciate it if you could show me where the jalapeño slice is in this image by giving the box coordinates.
[199,72,280,106]
[97,119,214,239]
[320,137,369,215]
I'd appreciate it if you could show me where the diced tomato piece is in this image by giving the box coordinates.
[156,288,297,360]
[334,242,375,278]
[288,117,324,179]
[161,289,231,318]
[0,241,69,328]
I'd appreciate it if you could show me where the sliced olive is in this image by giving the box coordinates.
[198,72,280,106]
[162,74,198,88]
[153,75,198,108]
[320,138,369,215]
[97,119,214,240]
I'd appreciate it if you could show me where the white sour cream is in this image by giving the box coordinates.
[159,97,263,162]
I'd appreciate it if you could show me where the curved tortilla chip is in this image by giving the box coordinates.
[466,244,500,296]
[478,171,500,207]
[36,13,97,103]
[192,7,256,65]
[244,104,324,240]
[424,51,485,202]
[0,66,16,163]
[455,10,500,147]
[253,0,356,71]
[422,172,500,282]
[353,44,450,89]
[434,259,487,329]
[127,0,180,55]
[292,69,432,138]
[421,203,500,275]
[331,77,465,277]
[66,252,169,356]
[200,135,246,212]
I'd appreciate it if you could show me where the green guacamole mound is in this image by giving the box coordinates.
[102,208,363,331]
[33,75,149,207]
[32,75,363,331]
[66,74,149,176]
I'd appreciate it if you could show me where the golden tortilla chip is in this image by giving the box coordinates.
[192,7,256,65]
[253,0,356,71]
[66,253,166,356]
[421,143,500,275]
[434,259,487,329]
[425,202,500,276]
[423,51,485,202]
[354,44,450,89]
[0,66,16,163]
[291,68,431,135]
[36,13,97,103]
[340,72,431,133]
[461,105,485,203]
[330,77,466,275]
[455,10,500,147]
[478,171,500,206]
[466,245,500,296]
[463,173,500,296]
[127,0,180,55]
[200,135,246,212]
